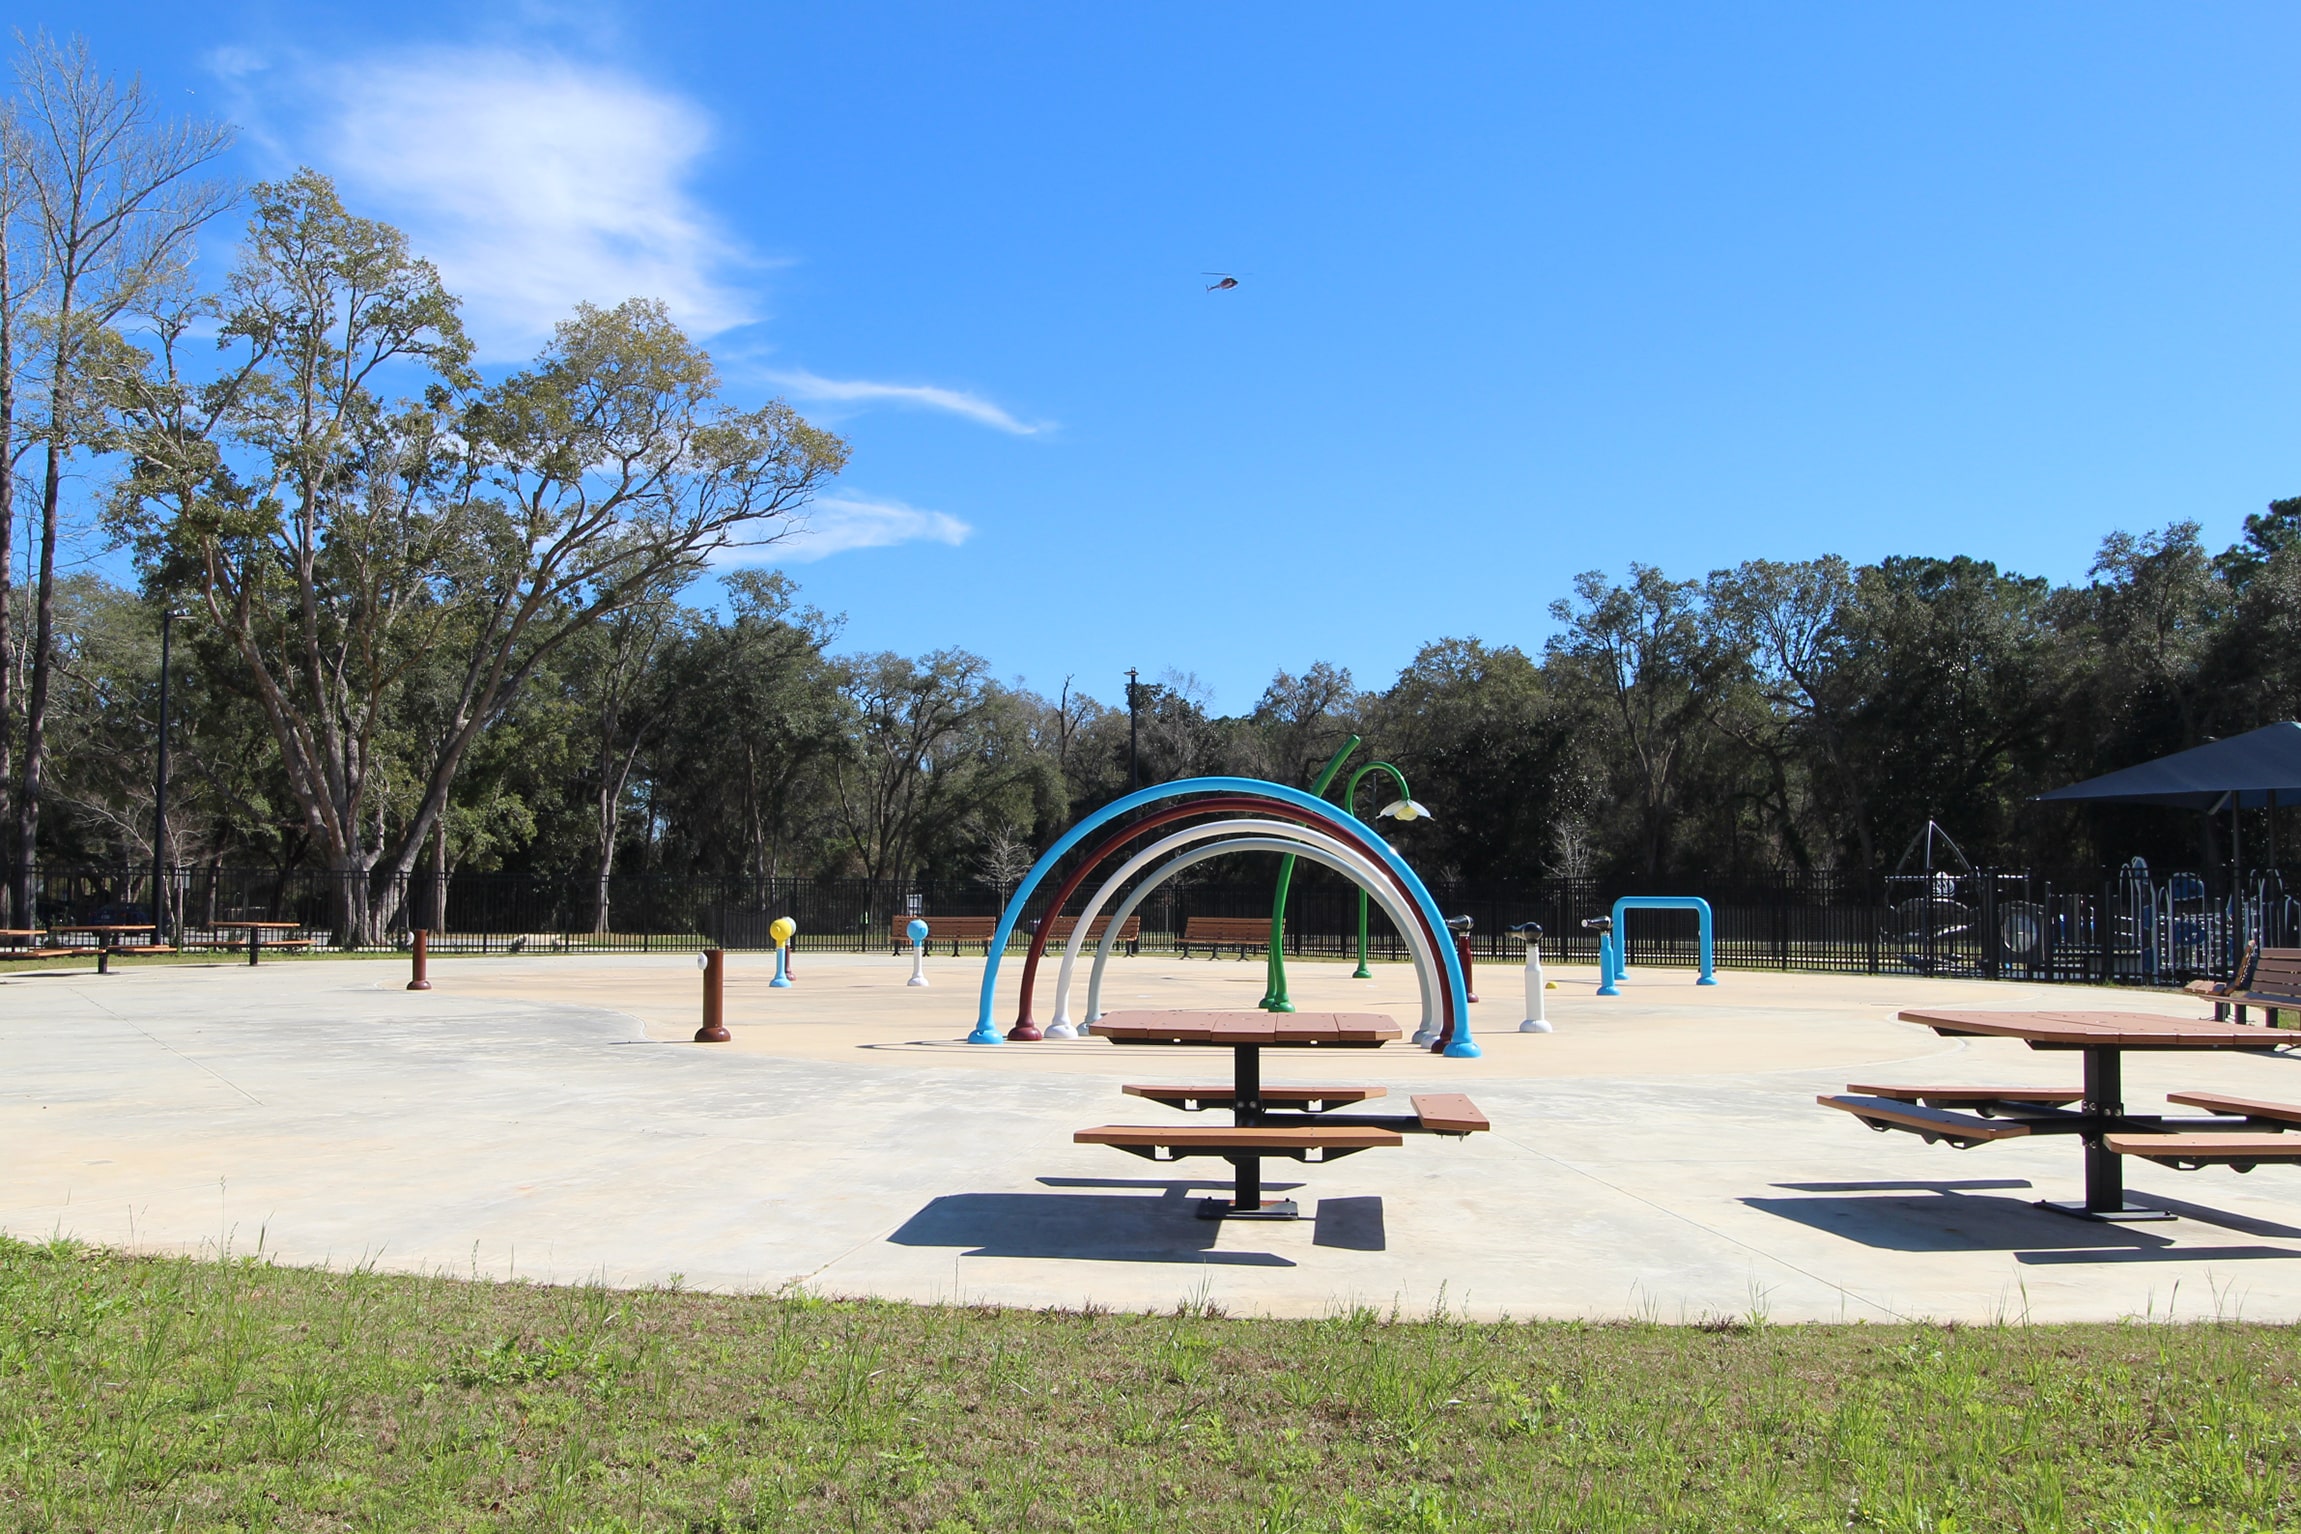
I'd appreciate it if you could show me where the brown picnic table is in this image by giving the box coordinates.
[1079,1011,1488,1221]
[0,928,77,962]
[212,920,308,966]
[50,924,166,975]
[1820,1009,2293,1222]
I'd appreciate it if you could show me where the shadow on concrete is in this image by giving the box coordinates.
[2014,1244,2301,1266]
[1774,1180,2033,1194]
[2125,1192,2301,1240]
[1314,1196,1386,1251]
[1747,1188,2176,1253]
[887,1190,1296,1266]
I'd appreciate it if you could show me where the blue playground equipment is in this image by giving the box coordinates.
[1598,896,1716,990]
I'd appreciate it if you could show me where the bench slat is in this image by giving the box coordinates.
[1818,1094,2032,1145]
[1123,1085,1386,1110]
[2108,1132,2301,1167]
[1409,1093,1490,1133]
[1844,1084,2082,1106]
[2166,1090,2301,1126]
[1076,1124,1403,1150]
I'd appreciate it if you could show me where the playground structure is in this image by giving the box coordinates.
[970,777,1477,1057]
[1593,896,1717,994]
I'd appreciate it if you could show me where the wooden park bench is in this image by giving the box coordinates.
[887,914,1002,956]
[1180,916,1280,960]
[2187,946,2301,1026]
[1041,912,1143,955]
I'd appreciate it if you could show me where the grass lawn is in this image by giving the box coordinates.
[2,1236,2297,1532]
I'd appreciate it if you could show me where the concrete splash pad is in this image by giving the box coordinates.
[8,951,2301,1322]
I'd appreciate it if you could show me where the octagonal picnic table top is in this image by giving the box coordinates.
[1897,1007,2287,1049]
[1090,1011,1401,1047]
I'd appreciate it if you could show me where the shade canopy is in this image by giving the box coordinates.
[2035,721,2301,811]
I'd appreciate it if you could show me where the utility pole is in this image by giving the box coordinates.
[1126,667,1141,790]
[149,610,182,943]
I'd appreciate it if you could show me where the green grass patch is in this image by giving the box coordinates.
[3,1235,2297,1531]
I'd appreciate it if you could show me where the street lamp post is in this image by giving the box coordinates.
[1126,668,1141,790]
[149,609,184,944]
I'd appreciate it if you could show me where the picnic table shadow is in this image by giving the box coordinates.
[887,1179,1387,1264]
[1748,1180,2301,1264]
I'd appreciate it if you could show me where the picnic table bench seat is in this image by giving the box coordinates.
[1818,1093,2036,1148]
[1180,917,1281,960]
[1844,1084,2083,1114]
[2165,1090,2301,1127]
[1124,1084,1387,1112]
[2106,1132,2301,1171]
[1074,1124,1405,1162]
[1113,1085,1488,1136]
[1410,1093,1491,1134]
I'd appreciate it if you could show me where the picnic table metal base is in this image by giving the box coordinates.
[2035,1199,2174,1223]
[1198,1197,1300,1222]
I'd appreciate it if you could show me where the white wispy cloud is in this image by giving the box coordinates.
[732,494,975,564]
[311,49,755,356]
[760,368,1047,435]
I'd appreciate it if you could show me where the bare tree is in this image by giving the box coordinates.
[579,593,679,932]
[829,650,994,884]
[8,31,232,919]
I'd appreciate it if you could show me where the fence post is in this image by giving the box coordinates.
[1866,880,1879,975]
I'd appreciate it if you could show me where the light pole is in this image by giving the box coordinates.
[149,609,184,944]
[1340,761,1428,977]
[1126,668,1141,790]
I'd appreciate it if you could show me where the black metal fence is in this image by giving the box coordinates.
[10,860,2293,987]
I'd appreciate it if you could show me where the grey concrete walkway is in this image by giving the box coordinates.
[8,950,2301,1321]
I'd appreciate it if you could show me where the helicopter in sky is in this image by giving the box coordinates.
[1202,272,1242,291]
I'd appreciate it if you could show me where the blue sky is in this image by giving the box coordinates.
[24,3,2301,711]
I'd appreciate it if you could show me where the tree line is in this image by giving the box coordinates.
[5,37,2299,939]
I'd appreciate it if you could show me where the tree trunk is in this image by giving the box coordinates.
[14,435,61,925]
[431,813,448,937]
[0,211,15,927]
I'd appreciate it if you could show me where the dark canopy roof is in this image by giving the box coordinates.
[2035,721,2301,810]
